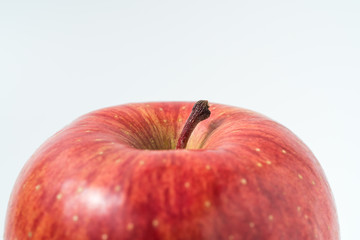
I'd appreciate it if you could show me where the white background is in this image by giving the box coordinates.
[1,1,359,239]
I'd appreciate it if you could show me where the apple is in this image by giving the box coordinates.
[5,101,339,239]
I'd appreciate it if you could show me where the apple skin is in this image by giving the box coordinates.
[5,102,339,240]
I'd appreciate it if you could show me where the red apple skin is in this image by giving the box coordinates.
[5,102,339,240]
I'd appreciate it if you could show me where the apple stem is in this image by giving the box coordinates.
[176,100,211,149]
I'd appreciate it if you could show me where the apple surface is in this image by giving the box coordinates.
[5,101,339,240]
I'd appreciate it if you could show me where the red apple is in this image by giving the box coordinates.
[5,101,339,240]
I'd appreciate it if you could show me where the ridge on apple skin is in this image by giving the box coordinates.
[5,102,339,240]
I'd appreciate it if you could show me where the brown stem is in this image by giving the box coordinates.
[176,100,211,149]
